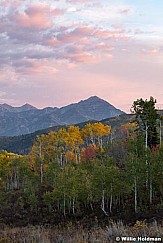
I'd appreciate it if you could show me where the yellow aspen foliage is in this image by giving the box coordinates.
[81,123,95,144]
[92,122,111,137]
[81,122,111,147]
[66,126,83,150]
[65,151,76,164]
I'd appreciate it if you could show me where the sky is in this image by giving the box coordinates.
[0,0,163,113]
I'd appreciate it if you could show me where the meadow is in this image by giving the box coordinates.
[0,220,162,243]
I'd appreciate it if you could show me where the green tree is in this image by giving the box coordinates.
[131,96,160,149]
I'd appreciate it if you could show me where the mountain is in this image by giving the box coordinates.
[0,96,124,136]
[0,103,37,112]
[58,96,124,123]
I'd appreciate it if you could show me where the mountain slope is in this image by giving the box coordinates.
[0,114,134,155]
[0,96,124,136]
[59,96,124,123]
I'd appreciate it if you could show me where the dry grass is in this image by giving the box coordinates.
[0,220,162,243]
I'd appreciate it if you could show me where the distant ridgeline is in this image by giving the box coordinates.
[0,96,124,137]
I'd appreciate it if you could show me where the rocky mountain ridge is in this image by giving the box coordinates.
[0,96,124,136]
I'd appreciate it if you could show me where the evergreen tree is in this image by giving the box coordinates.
[131,97,160,149]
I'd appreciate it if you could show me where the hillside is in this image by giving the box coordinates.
[0,113,134,154]
[0,96,124,136]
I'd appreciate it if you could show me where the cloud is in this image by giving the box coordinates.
[1,0,8,7]
[94,29,124,38]
[14,58,58,75]
[0,2,65,44]
[0,91,6,97]
[0,0,22,8]
[141,48,162,57]
[56,26,95,43]
[0,2,156,81]
[66,0,93,3]
[11,3,64,31]
[0,66,22,88]
[111,24,123,29]
[119,8,131,15]
[0,19,130,72]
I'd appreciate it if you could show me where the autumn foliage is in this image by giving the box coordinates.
[0,117,162,227]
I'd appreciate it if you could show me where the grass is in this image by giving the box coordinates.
[0,220,162,243]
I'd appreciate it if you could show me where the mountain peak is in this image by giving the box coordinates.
[81,96,102,102]
[0,103,37,112]
[80,96,114,106]
[20,103,37,110]
[60,95,124,124]
[88,95,100,100]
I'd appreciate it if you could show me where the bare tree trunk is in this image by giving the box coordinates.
[150,179,152,204]
[110,183,113,213]
[14,171,19,189]
[145,123,149,187]
[39,142,43,184]
[72,197,75,215]
[63,192,66,216]
[60,153,63,166]
[160,119,162,147]
[57,200,60,212]
[90,202,93,211]
[145,123,148,149]
[101,190,108,216]
[134,177,137,213]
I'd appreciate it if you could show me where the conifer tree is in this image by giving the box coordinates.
[131,96,160,149]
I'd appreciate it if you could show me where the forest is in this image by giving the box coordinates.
[0,98,162,241]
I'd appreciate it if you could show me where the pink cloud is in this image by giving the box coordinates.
[11,58,58,78]
[56,26,95,43]
[66,0,93,3]
[53,26,129,50]
[1,0,21,8]
[58,45,97,63]
[95,43,114,52]
[12,4,64,30]
[0,1,131,72]
[119,8,131,15]
[111,24,123,29]
[94,29,124,39]
[141,48,161,57]
[13,7,52,30]
[43,37,60,47]
[70,53,97,63]
[59,42,113,63]
[1,0,8,7]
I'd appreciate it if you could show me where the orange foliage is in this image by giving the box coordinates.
[120,122,137,138]
[81,145,98,162]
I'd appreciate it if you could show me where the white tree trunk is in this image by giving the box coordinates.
[63,192,66,216]
[145,123,149,187]
[39,142,43,184]
[145,123,148,149]
[134,177,137,213]
[150,179,152,204]
[160,119,162,147]
[72,197,75,215]
[110,183,113,213]
[101,190,108,216]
